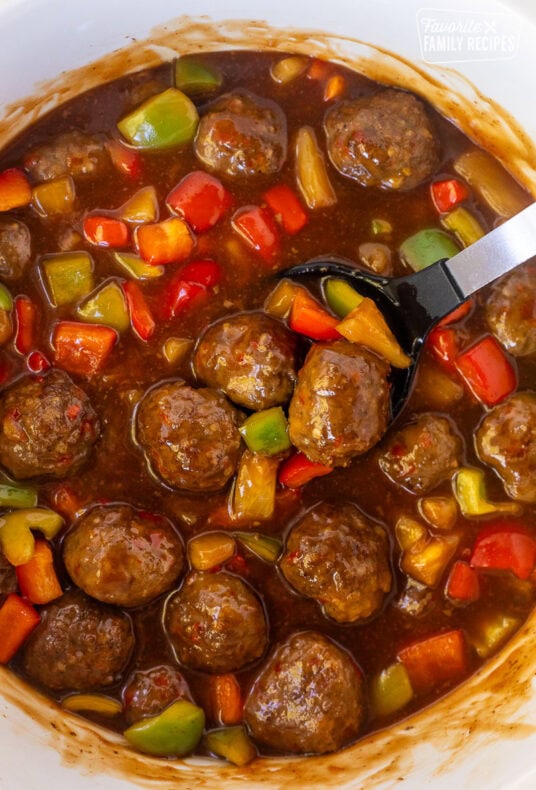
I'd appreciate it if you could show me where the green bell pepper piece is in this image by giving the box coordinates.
[234,531,282,563]
[323,278,364,318]
[370,662,414,718]
[399,228,460,272]
[0,482,37,509]
[118,88,199,150]
[113,252,165,280]
[41,252,94,307]
[76,280,130,333]
[453,467,521,518]
[205,726,257,766]
[0,283,13,311]
[124,700,205,757]
[175,58,223,95]
[238,407,291,456]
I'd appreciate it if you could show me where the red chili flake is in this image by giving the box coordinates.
[26,350,51,373]
[65,403,81,421]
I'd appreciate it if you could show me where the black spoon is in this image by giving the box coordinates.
[281,201,536,418]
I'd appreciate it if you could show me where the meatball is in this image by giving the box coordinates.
[164,571,268,673]
[135,381,243,492]
[23,131,109,182]
[379,413,463,494]
[486,262,536,356]
[244,631,365,754]
[0,550,16,596]
[22,590,133,692]
[123,665,192,725]
[476,392,536,502]
[280,502,392,622]
[324,89,440,190]
[0,218,31,282]
[194,312,297,410]
[288,340,390,466]
[0,370,100,480]
[194,90,287,176]
[63,505,185,608]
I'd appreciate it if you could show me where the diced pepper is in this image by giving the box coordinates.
[175,58,222,95]
[162,337,193,365]
[263,279,301,319]
[455,335,516,406]
[323,74,345,101]
[122,280,155,341]
[49,482,82,522]
[426,326,460,370]
[113,251,164,280]
[289,288,340,340]
[467,612,521,658]
[178,259,222,288]
[16,539,62,605]
[32,175,75,217]
[205,727,256,767]
[418,496,457,531]
[454,467,522,518]
[118,88,199,150]
[470,521,536,580]
[124,699,205,757]
[26,350,50,373]
[0,593,40,664]
[0,283,13,312]
[52,321,117,376]
[0,168,32,212]
[231,451,279,522]
[397,629,468,693]
[370,662,414,718]
[436,298,474,327]
[337,297,412,368]
[278,451,333,489]
[41,252,94,307]
[106,139,143,179]
[83,215,129,248]
[188,532,236,572]
[167,171,232,233]
[371,218,393,236]
[295,126,337,209]
[119,186,159,224]
[136,217,195,265]
[399,228,460,271]
[454,149,530,219]
[13,296,37,355]
[76,280,130,333]
[307,58,332,81]
[270,55,308,84]
[159,276,206,321]
[263,184,308,235]
[0,508,63,566]
[233,531,282,563]
[231,206,280,263]
[395,515,459,588]
[430,178,469,213]
[205,674,243,726]
[0,481,37,509]
[442,206,485,247]
[239,407,291,456]
[445,560,480,604]
[62,694,123,716]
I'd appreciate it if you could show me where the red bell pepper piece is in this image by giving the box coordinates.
[106,139,143,179]
[289,288,340,340]
[278,451,333,489]
[0,168,32,212]
[122,280,155,341]
[0,593,40,664]
[263,184,308,235]
[26,350,51,373]
[160,277,206,321]
[14,295,37,355]
[16,540,63,605]
[167,171,233,233]
[430,178,469,213]
[455,334,517,406]
[398,629,468,693]
[136,217,195,265]
[437,298,474,327]
[178,259,222,288]
[307,58,333,81]
[470,521,536,580]
[49,482,82,522]
[232,206,280,263]
[52,321,117,376]
[83,215,129,248]
[445,560,480,603]
[426,326,460,370]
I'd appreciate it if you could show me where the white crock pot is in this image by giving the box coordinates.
[1,1,535,788]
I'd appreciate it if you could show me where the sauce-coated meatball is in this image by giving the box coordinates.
[122,665,192,724]
[486,263,536,357]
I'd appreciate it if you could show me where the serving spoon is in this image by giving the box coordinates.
[282,201,536,418]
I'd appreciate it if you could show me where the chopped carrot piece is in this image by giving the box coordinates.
[0,168,32,212]
[0,593,40,664]
[16,540,63,605]
[52,321,117,376]
[206,674,243,726]
[136,217,195,265]
[398,629,468,693]
[323,74,345,101]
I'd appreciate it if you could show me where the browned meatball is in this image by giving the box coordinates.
[486,262,536,357]
[476,392,536,502]
[194,90,287,176]
[379,413,463,494]
[0,550,16,596]
[123,665,192,724]
[63,505,185,608]
[22,590,133,691]
[280,503,392,622]
[288,340,390,466]
[164,571,268,673]
[23,131,109,182]
[244,631,365,754]
[0,371,100,480]
[324,89,440,190]
[135,381,243,492]
[194,312,297,410]
[0,218,31,282]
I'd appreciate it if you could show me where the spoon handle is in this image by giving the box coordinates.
[444,201,536,298]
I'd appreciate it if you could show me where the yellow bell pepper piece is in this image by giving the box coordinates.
[188,532,236,571]
[270,55,308,84]
[0,508,63,566]
[454,467,522,518]
[418,496,458,531]
[468,613,521,658]
[231,451,279,522]
[442,206,485,247]
[162,337,193,365]
[205,726,257,766]
[337,297,411,368]
[63,694,123,716]
[32,176,75,217]
[119,186,159,224]
[264,279,302,319]
[370,662,414,718]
